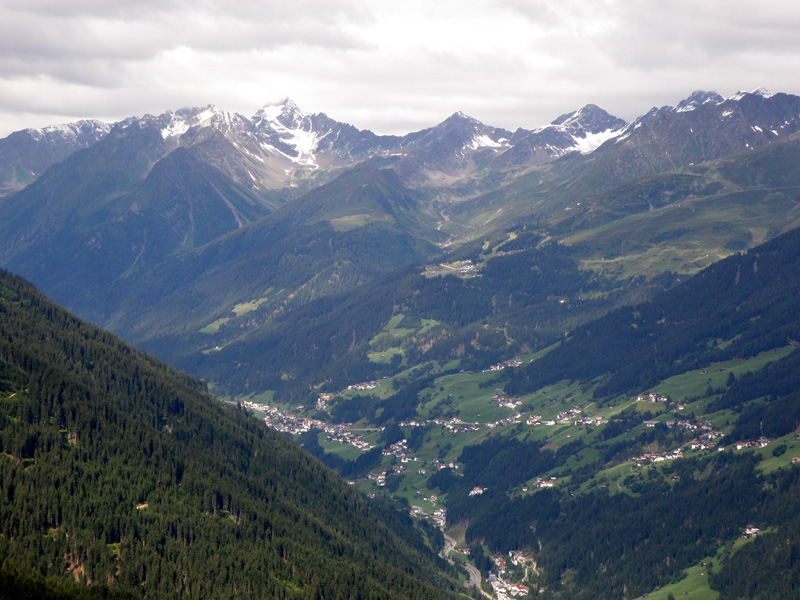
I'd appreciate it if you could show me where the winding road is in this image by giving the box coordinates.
[441,533,493,599]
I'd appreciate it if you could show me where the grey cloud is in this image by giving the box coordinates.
[2,0,800,140]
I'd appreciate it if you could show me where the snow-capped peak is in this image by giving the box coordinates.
[551,104,627,135]
[545,104,628,154]
[729,87,774,102]
[160,105,228,139]
[251,99,320,168]
[675,90,725,112]
[253,98,306,129]
[27,120,111,142]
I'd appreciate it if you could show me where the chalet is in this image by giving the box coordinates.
[636,392,668,403]
[743,525,760,538]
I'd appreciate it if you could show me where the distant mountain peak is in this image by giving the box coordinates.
[551,104,625,131]
[440,111,482,129]
[547,104,627,153]
[675,90,725,112]
[729,87,774,102]
[157,104,236,139]
[253,98,306,129]
[24,119,111,143]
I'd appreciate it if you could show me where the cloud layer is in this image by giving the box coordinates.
[2,0,800,136]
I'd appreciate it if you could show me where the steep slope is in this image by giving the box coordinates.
[0,123,271,316]
[446,89,800,236]
[265,218,800,600]
[543,128,800,278]
[507,223,800,398]
[490,103,627,169]
[105,162,443,353]
[564,88,800,200]
[148,129,800,401]
[0,269,462,600]
[0,120,111,196]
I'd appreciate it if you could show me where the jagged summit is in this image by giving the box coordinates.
[5,88,800,201]
[27,119,111,140]
[153,104,250,141]
[542,104,628,154]
[676,90,725,112]
[253,97,306,129]
[446,111,477,122]
[551,104,627,134]
[730,87,774,101]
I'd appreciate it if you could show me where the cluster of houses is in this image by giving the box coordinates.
[381,438,420,464]
[482,358,524,373]
[632,432,778,467]
[574,415,607,426]
[486,412,523,429]
[676,419,714,431]
[430,417,482,434]
[432,458,461,470]
[457,260,478,275]
[525,406,605,428]
[488,574,529,599]
[735,439,770,450]
[242,400,374,452]
[426,259,481,279]
[400,405,607,436]
[346,380,379,391]
[368,462,410,487]
[411,504,446,528]
[634,450,684,467]
[509,551,535,567]
[555,406,585,423]
[367,471,386,486]
[687,430,724,450]
[491,395,522,409]
[485,551,537,598]
[636,392,669,403]
[432,507,446,527]
[316,394,331,411]
[517,477,558,493]
[743,525,760,538]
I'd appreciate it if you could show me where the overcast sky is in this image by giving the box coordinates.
[2,0,800,137]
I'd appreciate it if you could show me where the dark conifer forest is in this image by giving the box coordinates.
[0,270,464,600]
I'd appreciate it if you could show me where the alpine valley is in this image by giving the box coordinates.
[2,89,800,600]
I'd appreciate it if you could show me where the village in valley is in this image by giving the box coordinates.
[236,349,791,599]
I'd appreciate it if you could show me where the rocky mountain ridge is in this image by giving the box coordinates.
[10,89,793,199]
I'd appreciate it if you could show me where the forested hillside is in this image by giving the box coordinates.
[506,224,800,398]
[0,270,465,600]
[249,223,800,600]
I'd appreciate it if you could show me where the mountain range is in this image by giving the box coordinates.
[3,88,800,392]
[3,87,800,598]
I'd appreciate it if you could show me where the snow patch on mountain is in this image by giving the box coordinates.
[569,128,625,154]
[161,118,190,139]
[251,99,322,167]
[675,91,725,113]
[729,88,774,102]
[469,134,508,150]
[160,105,234,139]
[28,120,111,142]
